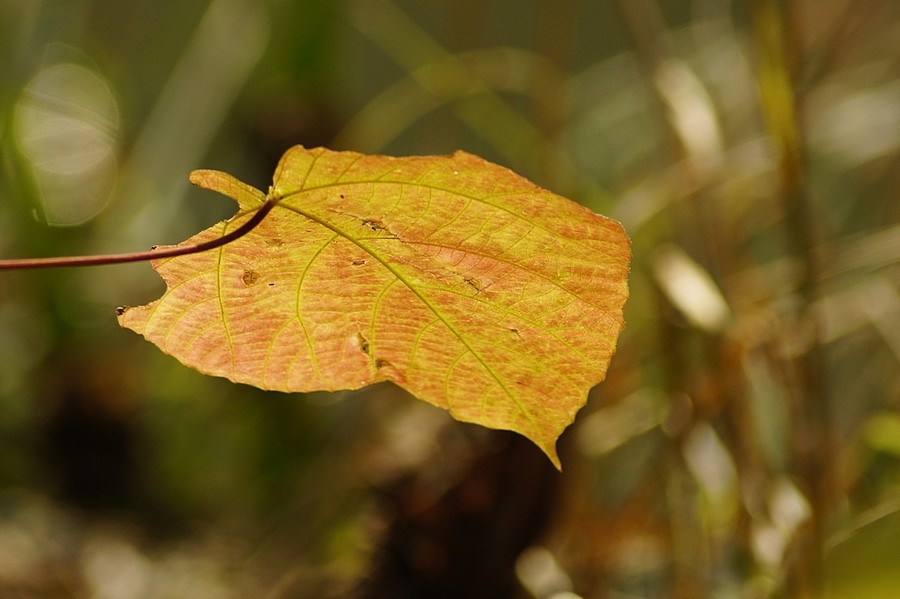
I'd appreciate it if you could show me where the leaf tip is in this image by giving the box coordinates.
[188,169,267,208]
[115,305,136,329]
[188,169,222,190]
[545,447,563,471]
[522,431,563,470]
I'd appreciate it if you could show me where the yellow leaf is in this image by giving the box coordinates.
[118,146,631,467]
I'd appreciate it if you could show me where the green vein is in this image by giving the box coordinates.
[368,278,399,369]
[286,234,337,386]
[215,220,236,375]
[273,193,539,435]
[276,177,616,258]
[399,239,621,320]
[414,284,595,364]
[443,348,471,414]
[407,316,441,368]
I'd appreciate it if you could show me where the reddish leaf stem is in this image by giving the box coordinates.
[0,196,278,271]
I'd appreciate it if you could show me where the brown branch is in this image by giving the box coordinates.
[0,195,279,271]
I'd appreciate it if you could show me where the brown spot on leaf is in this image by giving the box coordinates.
[242,269,261,286]
[352,259,366,266]
[464,277,481,293]
[375,358,392,369]
[362,219,385,232]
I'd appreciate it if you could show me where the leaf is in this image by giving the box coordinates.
[117,146,630,467]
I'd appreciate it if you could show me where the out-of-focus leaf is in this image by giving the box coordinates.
[826,506,900,599]
[117,146,631,466]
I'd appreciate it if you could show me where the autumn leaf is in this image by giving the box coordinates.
[118,146,630,467]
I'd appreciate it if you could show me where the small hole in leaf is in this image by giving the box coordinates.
[115,307,125,316]
[356,332,370,355]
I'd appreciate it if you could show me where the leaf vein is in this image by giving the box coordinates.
[279,204,539,434]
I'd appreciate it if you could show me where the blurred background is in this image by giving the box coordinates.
[1,0,899,597]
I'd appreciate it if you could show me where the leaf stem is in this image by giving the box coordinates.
[0,196,279,271]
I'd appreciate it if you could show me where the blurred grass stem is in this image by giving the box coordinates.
[751,0,833,596]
